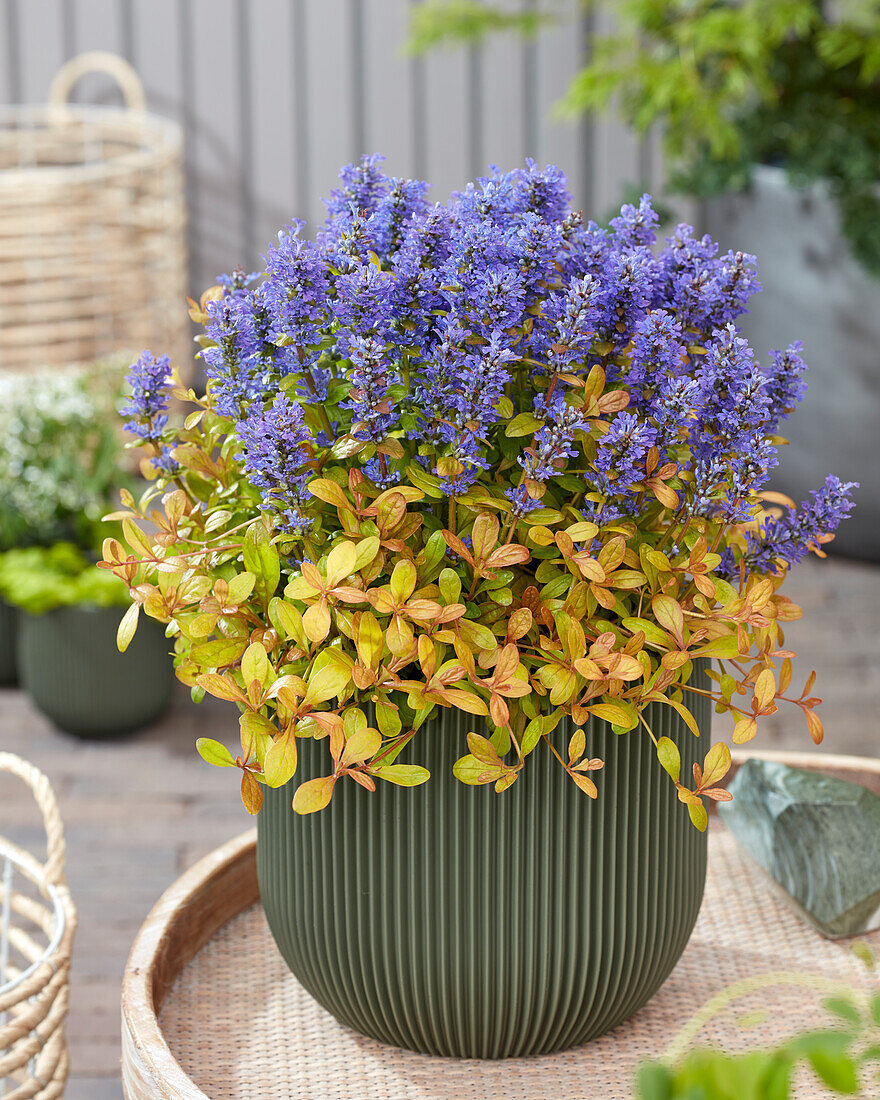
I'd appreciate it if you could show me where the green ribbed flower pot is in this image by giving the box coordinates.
[257,662,709,1058]
[0,598,18,687]
[17,605,174,738]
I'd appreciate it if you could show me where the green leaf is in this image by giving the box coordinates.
[634,1063,672,1100]
[226,571,256,605]
[452,754,502,785]
[243,522,280,608]
[622,617,672,648]
[520,715,546,757]
[353,535,380,572]
[372,764,431,786]
[263,730,298,788]
[505,412,543,437]
[871,991,880,1027]
[807,1048,859,1094]
[305,650,352,704]
[656,736,681,782]
[191,635,249,669]
[687,801,708,832]
[405,462,445,499]
[341,724,381,765]
[268,597,306,646]
[824,997,861,1026]
[196,737,236,768]
[241,642,272,689]
[438,567,462,604]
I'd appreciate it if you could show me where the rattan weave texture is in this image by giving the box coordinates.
[156,827,877,1100]
[0,753,75,1100]
[0,52,188,374]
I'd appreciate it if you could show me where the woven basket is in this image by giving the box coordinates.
[0,753,76,1100]
[0,51,189,374]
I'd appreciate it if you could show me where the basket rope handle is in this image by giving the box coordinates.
[48,50,147,112]
[0,754,65,887]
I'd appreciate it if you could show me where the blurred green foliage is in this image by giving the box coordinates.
[0,543,128,615]
[410,0,880,275]
[635,957,880,1098]
[0,358,133,551]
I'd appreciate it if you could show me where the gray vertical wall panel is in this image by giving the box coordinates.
[481,0,526,172]
[422,40,469,204]
[304,0,357,231]
[590,5,639,216]
[534,6,588,211]
[1,0,648,297]
[188,0,245,286]
[362,1,416,182]
[249,1,298,250]
[13,1,65,104]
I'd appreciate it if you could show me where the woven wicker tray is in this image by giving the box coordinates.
[121,751,880,1100]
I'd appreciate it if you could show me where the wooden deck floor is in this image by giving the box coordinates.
[0,555,877,1099]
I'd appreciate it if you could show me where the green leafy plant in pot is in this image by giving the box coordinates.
[0,544,172,738]
[0,364,124,685]
[104,157,855,1058]
[0,365,173,735]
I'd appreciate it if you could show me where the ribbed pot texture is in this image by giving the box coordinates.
[257,660,710,1058]
[17,605,174,738]
[0,598,18,687]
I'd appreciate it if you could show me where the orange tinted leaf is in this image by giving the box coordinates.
[292,776,336,814]
[471,512,500,560]
[240,771,263,816]
[341,725,381,766]
[467,732,502,765]
[732,717,758,744]
[652,594,685,645]
[569,772,598,798]
[702,787,733,802]
[486,544,530,569]
[700,741,731,789]
[805,708,824,745]
[753,667,776,712]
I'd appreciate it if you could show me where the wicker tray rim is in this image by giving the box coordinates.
[120,750,880,1100]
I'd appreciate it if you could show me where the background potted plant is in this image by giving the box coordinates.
[0,364,173,737]
[410,0,880,561]
[104,156,854,1059]
[0,543,173,738]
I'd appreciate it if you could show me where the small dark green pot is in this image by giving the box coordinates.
[257,662,710,1058]
[0,598,18,687]
[17,605,174,738]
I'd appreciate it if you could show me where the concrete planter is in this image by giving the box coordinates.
[257,663,710,1058]
[704,165,879,560]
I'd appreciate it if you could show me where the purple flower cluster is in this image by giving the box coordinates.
[176,154,841,567]
[741,476,858,574]
[121,351,178,473]
[236,393,315,533]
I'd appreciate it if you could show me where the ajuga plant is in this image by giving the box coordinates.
[101,156,856,826]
